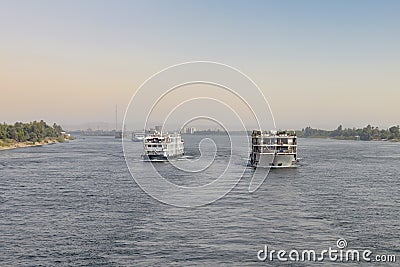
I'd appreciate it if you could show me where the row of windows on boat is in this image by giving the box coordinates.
[252,138,297,145]
[146,144,163,148]
[146,144,182,148]
[253,147,297,153]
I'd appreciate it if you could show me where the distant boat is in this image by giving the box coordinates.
[114,130,122,139]
[131,131,145,142]
[250,130,297,168]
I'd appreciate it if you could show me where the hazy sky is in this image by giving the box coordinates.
[1,0,399,130]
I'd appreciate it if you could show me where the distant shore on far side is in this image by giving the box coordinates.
[297,125,400,142]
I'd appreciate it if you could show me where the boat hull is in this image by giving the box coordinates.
[142,153,183,162]
[252,153,297,168]
[142,155,168,161]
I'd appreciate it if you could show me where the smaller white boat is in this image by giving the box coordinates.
[131,131,145,142]
[142,130,184,161]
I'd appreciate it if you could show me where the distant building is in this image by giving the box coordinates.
[182,127,196,134]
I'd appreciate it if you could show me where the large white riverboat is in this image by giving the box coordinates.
[142,130,184,161]
[250,130,297,168]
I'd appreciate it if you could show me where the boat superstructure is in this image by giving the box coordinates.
[250,130,297,168]
[142,130,184,161]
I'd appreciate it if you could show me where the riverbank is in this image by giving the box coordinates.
[0,121,74,151]
[299,136,400,142]
[0,137,71,151]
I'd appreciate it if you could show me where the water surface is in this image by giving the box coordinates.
[0,136,399,266]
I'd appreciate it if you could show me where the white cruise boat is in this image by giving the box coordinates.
[142,130,184,161]
[250,130,297,168]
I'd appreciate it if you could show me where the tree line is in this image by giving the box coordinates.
[0,121,65,143]
[298,125,400,141]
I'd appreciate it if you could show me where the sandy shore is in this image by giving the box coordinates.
[0,138,62,151]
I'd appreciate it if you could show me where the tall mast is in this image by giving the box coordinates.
[115,104,118,131]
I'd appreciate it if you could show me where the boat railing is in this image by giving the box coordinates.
[252,144,297,147]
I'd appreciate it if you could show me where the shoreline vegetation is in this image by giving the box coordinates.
[297,125,400,142]
[0,121,73,150]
